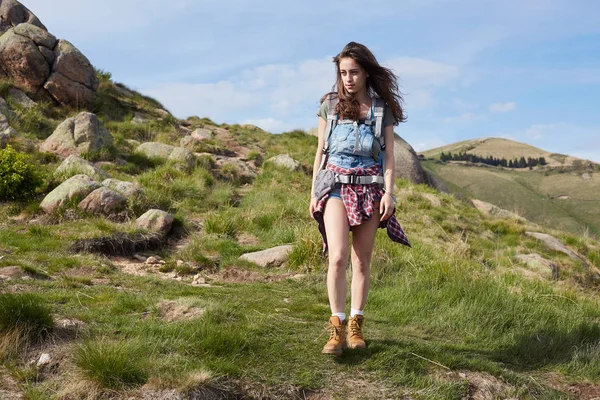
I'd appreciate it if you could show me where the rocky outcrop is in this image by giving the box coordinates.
[0,1,98,106]
[40,112,113,157]
[514,253,558,280]
[525,232,584,264]
[472,199,524,220]
[40,174,101,213]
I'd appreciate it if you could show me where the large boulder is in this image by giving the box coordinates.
[136,209,174,233]
[0,0,46,35]
[40,174,101,213]
[54,154,110,182]
[78,187,127,215]
[393,135,427,185]
[0,28,49,92]
[40,112,114,157]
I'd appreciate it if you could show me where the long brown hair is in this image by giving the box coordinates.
[320,41,406,124]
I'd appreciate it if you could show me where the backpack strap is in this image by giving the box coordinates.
[372,97,388,191]
[321,96,338,155]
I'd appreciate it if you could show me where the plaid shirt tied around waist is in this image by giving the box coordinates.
[312,163,411,253]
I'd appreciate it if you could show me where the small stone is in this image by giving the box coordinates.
[146,256,159,265]
[158,260,166,265]
[176,260,184,267]
[37,353,51,367]
[132,254,146,262]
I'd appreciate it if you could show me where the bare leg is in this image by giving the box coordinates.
[323,199,350,314]
[350,205,380,311]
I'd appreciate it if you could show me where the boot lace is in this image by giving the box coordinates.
[349,317,363,338]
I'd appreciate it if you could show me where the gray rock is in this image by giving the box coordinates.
[393,135,426,185]
[40,112,114,157]
[582,173,591,180]
[131,112,147,125]
[0,109,9,131]
[515,253,558,280]
[38,45,54,64]
[192,128,212,141]
[13,22,56,48]
[472,199,523,220]
[102,178,144,199]
[0,1,46,36]
[0,129,11,148]
[54,154,110,181]
[0,97,10,116]
[136,142,195,170]
[239,245,293,267]
[40,174,101,213]
[8,87,36,108]
[44,71,95,106]
[168,146,195,170]
[136,209,174,233]
[266,154,300,171]
[52,39,98,91]
[154,108,170,118]
[78,187,127,215]
[211,155,258,184]
[136,142,174,159]
[525,232,582,263]
[0,28,49,92]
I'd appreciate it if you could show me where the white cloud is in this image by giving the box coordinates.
[410,138,447,152]
[443,113,484,124]
[489,102,517,113]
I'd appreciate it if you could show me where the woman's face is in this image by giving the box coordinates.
[339,57,368,95]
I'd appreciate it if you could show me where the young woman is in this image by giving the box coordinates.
[310,42,410,355]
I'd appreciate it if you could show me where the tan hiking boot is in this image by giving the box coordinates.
[347,315,366,349]
[322,316,347,355]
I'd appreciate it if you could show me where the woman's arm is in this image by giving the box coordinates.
[310,117,328,197]
[380,124,396,221]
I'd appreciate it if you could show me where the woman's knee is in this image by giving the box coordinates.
[351,257,371,275]
[328,253,348,271]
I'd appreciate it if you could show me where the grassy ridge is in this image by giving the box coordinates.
[423,160,600,239]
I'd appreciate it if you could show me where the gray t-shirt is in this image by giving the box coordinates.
[316,99,396,127]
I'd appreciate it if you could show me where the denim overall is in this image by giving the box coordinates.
[327,105,379,200]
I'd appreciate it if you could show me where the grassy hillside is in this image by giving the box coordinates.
[420,138,592,168]
[2,75,600,399]
[422,160,600,239]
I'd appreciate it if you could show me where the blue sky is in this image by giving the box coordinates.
[25,0,600,162]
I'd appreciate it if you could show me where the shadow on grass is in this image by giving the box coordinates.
[490,323,600,371]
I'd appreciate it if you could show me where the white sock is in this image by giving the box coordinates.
[350,308,363,318]
[332,312,346,322]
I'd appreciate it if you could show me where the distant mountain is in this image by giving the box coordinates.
[421,137,591,168]
[420,138,600,238]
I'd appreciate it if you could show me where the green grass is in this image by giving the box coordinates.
[74,339,148,389]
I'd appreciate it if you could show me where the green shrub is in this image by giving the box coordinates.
[74,339,148,389]
[95,67,112,83]
[0,145,43,200]
[0,293,53,338]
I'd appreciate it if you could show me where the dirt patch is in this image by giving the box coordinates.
[440,370,518,399]
[544,372,600,400]
[237,232,260,246]
[156,299,205,322]
[0,367,22,400]
[215,267,295,283]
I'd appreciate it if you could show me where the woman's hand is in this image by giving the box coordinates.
[379,192,395,221]
[309,196,318,219]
